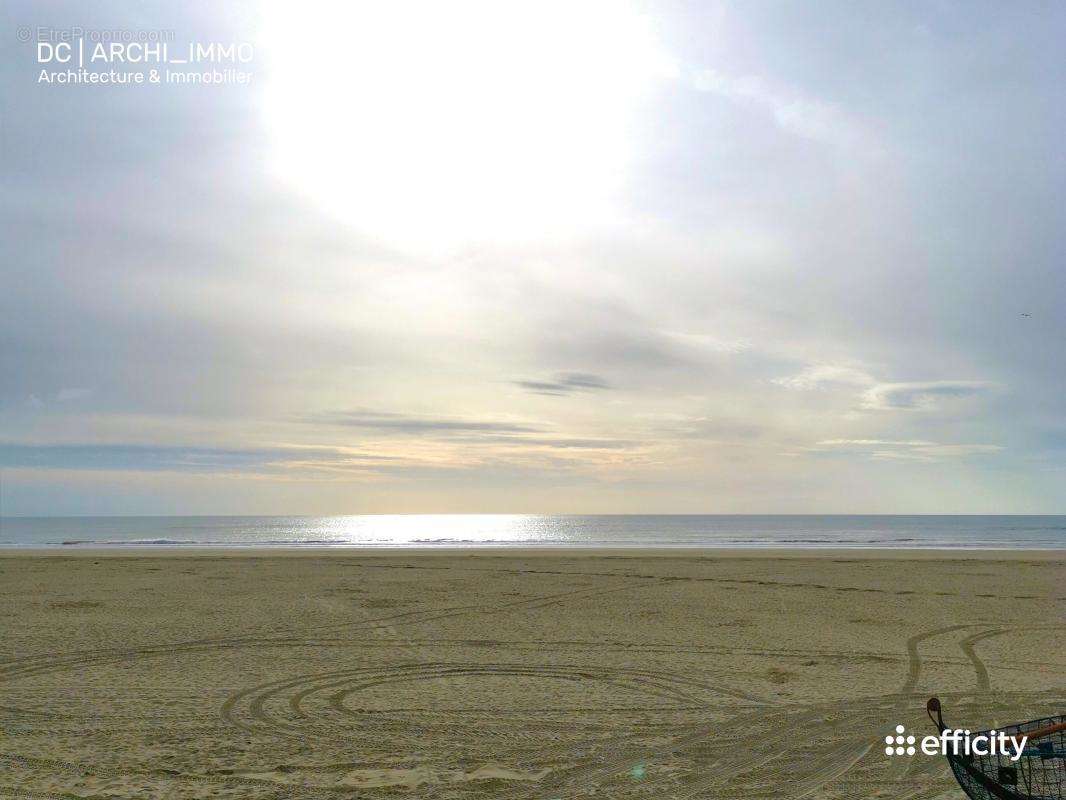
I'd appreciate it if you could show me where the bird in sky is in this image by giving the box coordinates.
[1021,313,1031,317]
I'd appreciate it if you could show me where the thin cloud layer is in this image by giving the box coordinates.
[310,410,542,434]
[814,439,1004,462]
[0,443,362,473]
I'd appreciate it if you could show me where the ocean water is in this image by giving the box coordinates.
[0,515,1063,549]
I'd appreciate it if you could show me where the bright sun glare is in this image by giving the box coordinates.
[262,1,673,250]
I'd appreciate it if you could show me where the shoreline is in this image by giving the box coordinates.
[2,545,1063,559]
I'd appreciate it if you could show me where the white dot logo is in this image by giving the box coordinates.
[885,725,916,756]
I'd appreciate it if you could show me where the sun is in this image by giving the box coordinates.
[260,1,673,251]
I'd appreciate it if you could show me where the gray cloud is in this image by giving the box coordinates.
[310,410,542,434]
[861,381,995,411]
[516,372,612,396]
[775,366,1000,414]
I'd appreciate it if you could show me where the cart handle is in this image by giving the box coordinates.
[927,697,946,733]
[928,697,1065,741]
[1025,721,1066,741]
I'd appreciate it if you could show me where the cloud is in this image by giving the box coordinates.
[819,439,934,447]
[516,372,612,396]
[0,442,369,473]
[19,388,94,409]
[776,367,997,413]
[659,330,752,354]
[773,364,875,390]
[648,416,764,442]
[868,445,1004,461]
[309,410,541,434]
[860,381,995,410]
[690,68,870,151]
[912,444,1003,457]
[812,439,1003,462]
[453,435,636,450]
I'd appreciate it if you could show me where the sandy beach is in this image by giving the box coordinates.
[0,549,1062,799]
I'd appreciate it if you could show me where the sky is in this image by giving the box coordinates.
[1,1,1064,515]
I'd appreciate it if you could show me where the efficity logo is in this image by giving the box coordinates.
[884,724,1028,762]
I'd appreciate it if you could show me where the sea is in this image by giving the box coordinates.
[0,515,1063,549]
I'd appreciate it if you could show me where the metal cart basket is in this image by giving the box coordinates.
[927,698,1064,800]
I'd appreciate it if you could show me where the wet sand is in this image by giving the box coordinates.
[0,549,1062,799]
